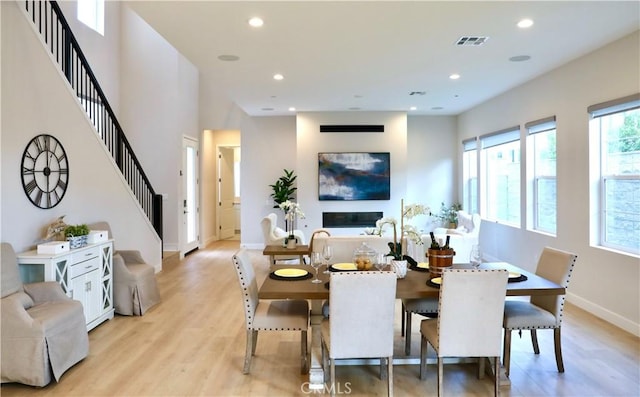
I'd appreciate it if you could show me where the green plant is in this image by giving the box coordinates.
[64,224,89,237]
[435,202,462,225]
[269,169,297,207]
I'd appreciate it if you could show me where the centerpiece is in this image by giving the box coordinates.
[278,200,305,249]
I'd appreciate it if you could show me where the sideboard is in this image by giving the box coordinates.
[17,240,115,331]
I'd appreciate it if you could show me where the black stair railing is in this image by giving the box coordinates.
[23,0,163,240]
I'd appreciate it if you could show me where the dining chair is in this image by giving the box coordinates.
[231,249,309,374]
[401,298,439,355]
[502,247,577,377]
[420,269,509,397]
[321,271,397,397]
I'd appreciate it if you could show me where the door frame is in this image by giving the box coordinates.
[181,135,200,257]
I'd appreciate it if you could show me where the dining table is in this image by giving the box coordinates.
[258,261,565,389]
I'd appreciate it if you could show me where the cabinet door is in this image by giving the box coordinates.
[70,269,101,323]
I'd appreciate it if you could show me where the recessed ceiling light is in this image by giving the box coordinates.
[449,74,460,80]
[273,74,284,80]
[517,19,534,28]
[288,107,296,112]
[410,106,417,111]
[248,17,264,27]
[509,55,531,62]
[218,54,239,62]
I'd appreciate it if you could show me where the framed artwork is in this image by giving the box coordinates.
[318,152,390,200]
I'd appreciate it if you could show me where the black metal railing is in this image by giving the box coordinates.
[23,0,163,239]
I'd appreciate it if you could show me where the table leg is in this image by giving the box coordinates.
[307,300,325,390]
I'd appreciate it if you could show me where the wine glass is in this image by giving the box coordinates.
[310,252,323,283]
[322,244,333,274]
[375,252,386,271]
[470,244,482,269]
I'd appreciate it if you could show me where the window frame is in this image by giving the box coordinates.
[462,138,479,215]
[526,116,557,235]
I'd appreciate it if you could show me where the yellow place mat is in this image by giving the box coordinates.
[274,268,308,278]
[508,272,521,279]
[430,277,442,285]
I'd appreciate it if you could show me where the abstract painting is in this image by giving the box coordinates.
[318,152,390,200]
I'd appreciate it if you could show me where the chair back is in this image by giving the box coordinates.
[232,249,259,329]
[261,213,286,243]
[1,242,23,298]
[531,247,577,325]
[436,269,508,357]
[328,271,396,359]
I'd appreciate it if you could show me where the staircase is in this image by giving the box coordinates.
[21,0,162,239]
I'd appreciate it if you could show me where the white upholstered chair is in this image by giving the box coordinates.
[502,247,577,377]
[420,269,508,397]
[401,297,439,355]
[260,213,306,264]
[321,271,397,397]
[1,242,89,386]
[232,249,309,374]
[88,222,161,315]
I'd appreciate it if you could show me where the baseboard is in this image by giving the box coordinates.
[567,292,640,337]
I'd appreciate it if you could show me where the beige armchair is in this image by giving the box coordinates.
[261,213,306,264]
[1,242,89,387]
[88,222,160,316]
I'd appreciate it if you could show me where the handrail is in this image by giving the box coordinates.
[23,0,163,240]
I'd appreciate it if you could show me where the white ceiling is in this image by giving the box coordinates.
[126,1,639,117]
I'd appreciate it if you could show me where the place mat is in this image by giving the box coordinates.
[426,277,442,288]
[410,262,430,272]
[269,269,313,281]
[508,272,528,283]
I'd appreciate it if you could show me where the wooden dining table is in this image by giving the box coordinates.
[258,261,565,389]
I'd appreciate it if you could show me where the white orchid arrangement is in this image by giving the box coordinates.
[278,200,305,237]
[372,201,431,260]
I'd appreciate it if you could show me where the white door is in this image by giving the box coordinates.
[218,146,236,239]
[182,137,200,254]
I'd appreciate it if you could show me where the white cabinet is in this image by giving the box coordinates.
[17,240,114,331]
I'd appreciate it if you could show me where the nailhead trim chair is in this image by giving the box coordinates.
[502,247,577,377]
[232,249,309,374]
[420,269,508,397]
[401,298,439,355]
[321,271,397,397]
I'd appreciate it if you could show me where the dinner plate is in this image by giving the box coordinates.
[430,277,442,285]
[331,263,357,271]
[417,262,429,269]
[274,268,309,278]
[508,272,521,279]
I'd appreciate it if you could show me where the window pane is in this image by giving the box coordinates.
[484,141,520,224]
[536,177,557,232]
[602,109,640,175]
[532,128,557,233]
[462,149,478,214]
[604,178,640,251]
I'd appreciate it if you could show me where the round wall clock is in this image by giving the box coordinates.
[21,134,69,209]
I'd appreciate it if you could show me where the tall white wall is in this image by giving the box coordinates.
[458,31,640,335]
[0,1,160,269]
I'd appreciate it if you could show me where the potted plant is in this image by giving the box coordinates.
[435,202,462,228]
[269,169,297,207]
[64,224,90,249]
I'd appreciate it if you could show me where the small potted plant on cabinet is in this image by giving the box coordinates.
[64,224,89,249]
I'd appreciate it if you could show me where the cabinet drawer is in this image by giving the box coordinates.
[70,256,100,278]
[70,246,100,265]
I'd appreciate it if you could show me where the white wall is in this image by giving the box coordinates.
[458,31,640,335]
[119,6,199,252]
[1,1,160,269]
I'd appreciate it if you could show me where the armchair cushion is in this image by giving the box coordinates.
[23,281,69,304]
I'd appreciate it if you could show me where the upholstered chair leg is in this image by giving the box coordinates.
[437,356,444,397]
[380,357,387,380]
[301,330,308,374]
[405,313,413,355]
[503,329,512,377]
[401,303,406,336]
[493,356,500,397]
[243,329,254,374]
[530,329,540,354]
[478,357,485,379]
[387,356,394,397]
[321,340,328,382]
[420,336,428,380]
[554,328,565,373]
[330,359,336,397]
[252,330,259,355]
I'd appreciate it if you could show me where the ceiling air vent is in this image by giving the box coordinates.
[456,36,489,46]
[320,125,384,133]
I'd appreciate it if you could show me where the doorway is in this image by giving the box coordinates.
[218,145,240,240]
[182,136,200,255]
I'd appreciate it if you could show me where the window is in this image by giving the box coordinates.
[480,127,521,225]
[462,138,478,214]
[526,117,557,234]
[77,0,104,35]
[589,94,640,254]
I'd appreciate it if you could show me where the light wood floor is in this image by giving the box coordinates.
[2,240,639,396]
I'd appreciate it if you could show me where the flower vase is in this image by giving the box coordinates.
[391,259,408,279]
[286,236,297,249]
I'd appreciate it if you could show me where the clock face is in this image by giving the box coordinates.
[21,134,69,209]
